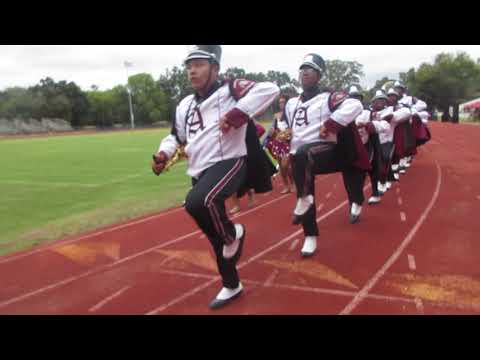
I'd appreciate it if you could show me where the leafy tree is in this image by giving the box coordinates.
[157,66,191,121]
[29,77,89,127]
[128,73,168,125]
[321,60,365,92]
[410,52,480,122]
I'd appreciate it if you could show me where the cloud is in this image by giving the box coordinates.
[1,45,479,91]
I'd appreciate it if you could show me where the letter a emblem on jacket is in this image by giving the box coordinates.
[186,106,205,137]
[294,106,309,127]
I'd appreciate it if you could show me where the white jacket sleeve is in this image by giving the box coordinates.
[158,105,186,157]
[355,110,371,126]
[392,107,411,124]
[372,119,391,134]
[419,111,430,124]
[330,98,364,126]
[235,82,280,119]
[412,99,427,112]
[380,107,394,120]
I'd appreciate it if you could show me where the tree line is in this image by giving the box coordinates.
[365,52,480,122]
[0,59,364,128]
[1,52,479,127]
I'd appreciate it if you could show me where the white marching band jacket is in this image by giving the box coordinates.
[355,108,392,145]
[286,92,363,155]
[399,95,427,112]
[399,94,430,124]
[158,80,280,178]
[381,105,412,143]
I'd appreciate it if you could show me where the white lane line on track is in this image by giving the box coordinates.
[151,268,417,306]
[153,268,480,313]
[407,254,416,271]
[340,160,442,315]
[88,286,131,312]
[264,270,280,286]
[145,192,364,315]
[0,173,334,267]
[414,298,425,315]
[0,207,186,265]
[0,188,292,267]
[407,254,423,315]
[400,212,407,222]
[0,192,293,309]
[398,197,403,206]
[289,239,300,251]
[0,180,99,188]
[317,203,324,212]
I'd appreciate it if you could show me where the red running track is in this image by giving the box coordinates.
[1,121,480,315]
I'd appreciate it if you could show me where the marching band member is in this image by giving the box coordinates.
[152,45,280,309]
[354,90,392,206]
[394,81,428,170]
[387,88,412,186]
[348,85,368,109]
[287,53,367,257]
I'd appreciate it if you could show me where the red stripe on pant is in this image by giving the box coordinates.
[204,158,244,245]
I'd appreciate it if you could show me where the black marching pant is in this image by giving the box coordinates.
[358,142,380,197]
[379,141,395,184]
[292,142,364,237]
[185,157,247,289]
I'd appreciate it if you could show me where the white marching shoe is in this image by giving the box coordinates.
[368,196,381,205]
[292,195,314,225]
[378,182,386,195]
[349,202,362,224]
[223,224,245,259]
[301,236,317,257]
[209,283,244,310]
[386,181,392,190]
[294,195,314,215]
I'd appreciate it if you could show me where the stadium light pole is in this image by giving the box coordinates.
[124,61,135,129]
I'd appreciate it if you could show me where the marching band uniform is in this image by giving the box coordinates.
[394,81,427,170]
[156,45,280,309]
[354,90,392,205]
[411,108,432,147]
[388,88,412,182]
[287,54,366,257]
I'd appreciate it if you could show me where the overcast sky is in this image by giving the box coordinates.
[1,45,479,91]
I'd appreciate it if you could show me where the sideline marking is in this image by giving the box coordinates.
[340,161,442,315]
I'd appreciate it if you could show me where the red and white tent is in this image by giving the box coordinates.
[461,98,480,111]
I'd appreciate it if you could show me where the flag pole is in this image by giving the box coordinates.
[124,61,135,129]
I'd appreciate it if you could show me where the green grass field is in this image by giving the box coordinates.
[0,129,192,257]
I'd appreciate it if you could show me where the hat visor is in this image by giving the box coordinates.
[300,61,322,73]
[184,54,213,64]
